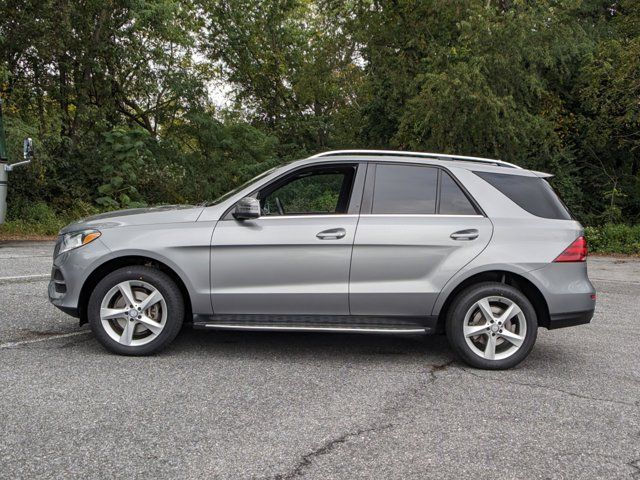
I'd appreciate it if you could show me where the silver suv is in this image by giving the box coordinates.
[49,150,595,369]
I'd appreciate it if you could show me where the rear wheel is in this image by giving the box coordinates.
[445,282,537,370]
[88,266,184,355]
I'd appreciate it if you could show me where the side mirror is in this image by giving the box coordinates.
[233,197,260,220]
[4,138,34,171]
[23,138,34,160]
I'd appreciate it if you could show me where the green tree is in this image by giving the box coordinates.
[577,0,640,222]
[200,0,362,154]
[1,0,640,230]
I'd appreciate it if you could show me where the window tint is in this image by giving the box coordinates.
[439,171,478,215]
[474,171,572,220]
[372,165,438,214]
[260,166,355,216]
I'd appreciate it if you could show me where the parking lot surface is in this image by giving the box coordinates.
[1,242,639,479]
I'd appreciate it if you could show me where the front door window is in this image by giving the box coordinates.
[260,165,356,216]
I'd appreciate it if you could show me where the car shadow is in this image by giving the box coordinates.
[70,323,573,372]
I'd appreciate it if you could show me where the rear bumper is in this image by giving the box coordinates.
[524,262,596,329]
[547,309,594,329]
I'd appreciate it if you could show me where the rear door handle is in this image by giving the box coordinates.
[450,229,479,241]
[316,228,346,240]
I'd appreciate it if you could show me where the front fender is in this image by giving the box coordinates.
[90,222,216,316]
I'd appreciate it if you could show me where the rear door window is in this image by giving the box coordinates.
[474,171,572,220]
[372,165,438,214]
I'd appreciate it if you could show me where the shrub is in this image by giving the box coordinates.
[0,200,100,237]
[585,224,640,255]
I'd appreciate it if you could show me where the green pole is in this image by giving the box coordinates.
[0,99,8,223]
[0,98,7,161]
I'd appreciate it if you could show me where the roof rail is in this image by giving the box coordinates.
[308,149,521,169]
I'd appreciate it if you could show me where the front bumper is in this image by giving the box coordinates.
[48,287,80,317]
[48,237,111,318]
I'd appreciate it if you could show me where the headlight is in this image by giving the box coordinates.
[58,229,101,255]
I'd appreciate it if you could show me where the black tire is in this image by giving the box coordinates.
[445,282,537,370]
[88,265,184,355]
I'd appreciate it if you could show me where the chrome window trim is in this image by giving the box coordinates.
[360,214,484,218]
[245,214,483,220]
[251,214,359,220]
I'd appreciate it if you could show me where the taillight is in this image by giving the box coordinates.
[554,236,588,262]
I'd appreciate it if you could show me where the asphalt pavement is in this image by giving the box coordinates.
[1,241,639,479]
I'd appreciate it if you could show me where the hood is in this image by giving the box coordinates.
[59,204,205,234]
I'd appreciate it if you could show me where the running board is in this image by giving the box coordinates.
[192,314,436,335]
[196,323,427,334]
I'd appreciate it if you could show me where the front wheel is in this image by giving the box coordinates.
[88,266,184,355]
[445,282,537,370]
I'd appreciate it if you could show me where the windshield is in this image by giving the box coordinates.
[203,166,279,206]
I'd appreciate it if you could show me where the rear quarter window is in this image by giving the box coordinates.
[439,171,478,215]
[474,171,572,220]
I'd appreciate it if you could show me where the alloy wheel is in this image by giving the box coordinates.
[463,295,527,361]
[99,280,167,346]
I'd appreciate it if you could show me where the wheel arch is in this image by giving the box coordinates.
[434,269,551,331]
[77,255,193,325]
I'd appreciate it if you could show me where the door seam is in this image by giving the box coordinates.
[347,163,369,315]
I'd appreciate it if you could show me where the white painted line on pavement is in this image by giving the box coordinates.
[590,277,640,286]
[0,274,49,281]
[0,331,90,349]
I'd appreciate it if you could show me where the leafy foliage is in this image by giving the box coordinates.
[0,0,639,230]
[95,129,150,209]
[585,224,640,255]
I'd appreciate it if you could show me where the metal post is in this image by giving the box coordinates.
[0,163,7,225]
[0,100,33,224]
[0,99,8,224]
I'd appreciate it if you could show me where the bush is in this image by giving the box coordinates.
[0,200,100,237]
[585,224,640,255]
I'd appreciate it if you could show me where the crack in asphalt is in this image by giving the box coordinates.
[270,424,394,480]
[370,359,455,422]
[543,450,640,478]
[267,360,454,479]
[460,368,639,408]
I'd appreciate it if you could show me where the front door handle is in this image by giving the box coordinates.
[316,228,346,240]
[450,229,479,241]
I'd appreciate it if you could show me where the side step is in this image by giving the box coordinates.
[192,314,435,335]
